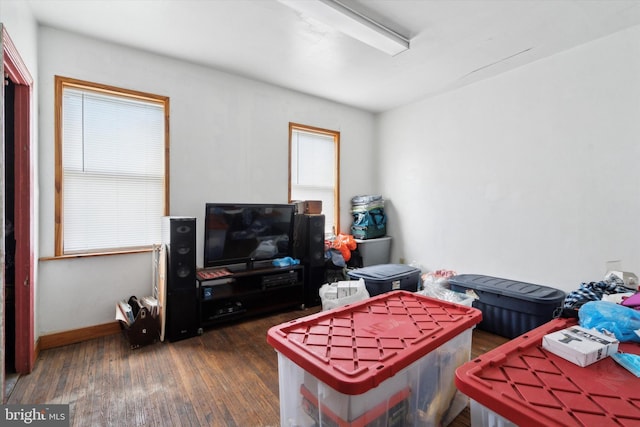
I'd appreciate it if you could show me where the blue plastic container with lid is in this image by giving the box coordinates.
[448,274,565,338]
[347,263,421,296]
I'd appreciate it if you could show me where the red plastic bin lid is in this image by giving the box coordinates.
[455,318,640,427]
[267,290,482,395]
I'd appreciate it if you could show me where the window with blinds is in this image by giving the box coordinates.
[289,123,340,236]
[55,76,169,255]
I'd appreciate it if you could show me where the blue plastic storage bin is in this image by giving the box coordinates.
[448,274,565,338]
[347,264,420,296]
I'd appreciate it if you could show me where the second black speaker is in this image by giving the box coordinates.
[293,214,325,266]
[292,214,326,307]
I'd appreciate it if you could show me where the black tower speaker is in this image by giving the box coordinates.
[293,214,326,307]
[293,214,325,266]
[162,216,199,342]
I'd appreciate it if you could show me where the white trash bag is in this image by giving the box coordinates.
[319,278,370,311]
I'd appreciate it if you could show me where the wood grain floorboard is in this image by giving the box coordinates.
[6,307,508,426]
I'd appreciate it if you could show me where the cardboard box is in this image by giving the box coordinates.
[542,326,619,367]
[291,200,322,214]
[304,200,322,214]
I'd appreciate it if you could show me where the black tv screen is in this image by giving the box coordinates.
[204,203,295,269]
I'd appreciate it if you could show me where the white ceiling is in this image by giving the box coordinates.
[26,0,640,113]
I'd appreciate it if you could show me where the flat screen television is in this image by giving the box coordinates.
[204,203,296,270]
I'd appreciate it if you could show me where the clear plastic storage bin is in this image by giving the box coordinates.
[456,318,640,427]
[267,290,482,426]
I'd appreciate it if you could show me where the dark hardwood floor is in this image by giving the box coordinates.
[6,307,509,426]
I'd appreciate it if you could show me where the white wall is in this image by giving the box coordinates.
[26,12,640,334]
[0,3,38,78]
[37,27,376,335]
[377,25,640,293]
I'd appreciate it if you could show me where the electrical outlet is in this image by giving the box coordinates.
[606,260,622,272]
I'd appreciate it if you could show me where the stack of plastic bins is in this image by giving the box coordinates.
[267,290,482,427]
[455,318,640,427]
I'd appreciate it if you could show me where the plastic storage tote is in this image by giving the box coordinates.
[448,274,565,338]
[347,264,421,296]
[267,290,483,427]
[455,317,640,427]
[354,236,392,267]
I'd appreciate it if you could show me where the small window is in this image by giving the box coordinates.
[54,76,169,255]
[288,123,340,236]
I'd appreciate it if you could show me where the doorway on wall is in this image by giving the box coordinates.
[1,24,35,403]
[4,77,17,394]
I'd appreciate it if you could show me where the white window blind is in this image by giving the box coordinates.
[61,87,166,253]
[290,128,337,235]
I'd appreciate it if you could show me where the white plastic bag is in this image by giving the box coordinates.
[421,269,457,289]
[417,286,475,306]
[319,278,370,311]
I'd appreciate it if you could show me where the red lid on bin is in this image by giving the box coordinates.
[267,290,482,395]
[455,318,640,427]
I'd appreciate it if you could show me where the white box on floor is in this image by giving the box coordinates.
[267,291,482,427]
[542,325,619,367]
[336,280,360,298]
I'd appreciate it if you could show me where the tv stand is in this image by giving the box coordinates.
[197,264,304,328]
[224,259,272,273]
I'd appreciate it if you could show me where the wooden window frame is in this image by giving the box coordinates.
[54,76,170,257]
[288,122,340,235]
